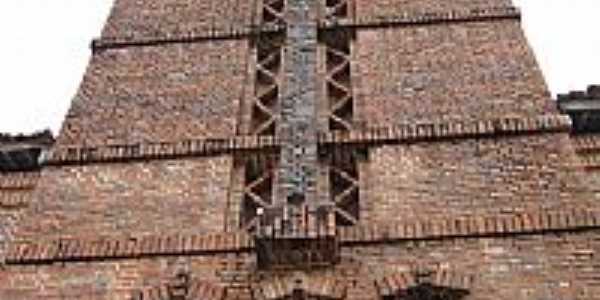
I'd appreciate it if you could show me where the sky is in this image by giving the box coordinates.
[0,1,598,135]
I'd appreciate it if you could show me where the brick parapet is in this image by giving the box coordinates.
[6,206,599,266]
[45,114,570,166]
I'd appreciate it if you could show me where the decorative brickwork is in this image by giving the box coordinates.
[3,0,600,299]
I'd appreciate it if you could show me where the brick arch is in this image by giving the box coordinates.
[376,268,474,299]
[130,272,224,300]
[253,275,346,300]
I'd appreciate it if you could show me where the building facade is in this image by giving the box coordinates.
[1,0,600,299]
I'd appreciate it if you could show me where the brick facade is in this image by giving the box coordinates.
[2,0,600,299]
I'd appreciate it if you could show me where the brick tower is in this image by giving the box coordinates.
[2,0,600,299]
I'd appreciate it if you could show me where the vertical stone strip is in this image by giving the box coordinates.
[277,0,320,207]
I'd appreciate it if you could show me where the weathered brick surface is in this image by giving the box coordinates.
[342,231,600,300]
[0,172,38,262]
[0,254,252,300]
[354,20,554,126]
[3,0,600,299]
[57,40,248,147]
[365,133,593,223]
[101,0,256,40]
[4,231,600,299]
[572,134,600,201]
[14,156,232,242]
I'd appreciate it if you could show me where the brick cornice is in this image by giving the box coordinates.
[46,115,570,167]
[339,208,600,245]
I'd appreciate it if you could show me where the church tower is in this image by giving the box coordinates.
[2,0,600,299]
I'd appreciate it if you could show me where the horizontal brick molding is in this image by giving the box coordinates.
[339,207,600,245]
[376,268,473,297]
[580,155,600,170]
[5,232,253,265]
[572,135,600,154]
[571,135,600,169]
[47,135,279,166]
[6,207,600,265]
[320,6,521,29]
[254,275,345,300]
[92,24,285,52]
[320,114,571,146]
[0,192,28,209]
[132,278,224,300]
[46,115,571,167]
[0,171,39,190]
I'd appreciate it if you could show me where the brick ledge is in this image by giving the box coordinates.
[339,208,600,245]
[0,171,40,190]
[46,115,570,167]
[5,207,600,265]
[322,6,520,29]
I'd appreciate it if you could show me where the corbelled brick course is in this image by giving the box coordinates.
[2,0,599,299]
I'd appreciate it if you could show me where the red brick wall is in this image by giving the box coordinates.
[342,231,600,300]
[101,0,256,39]
[364,133,593,223]
[14,157,233,242]
[0,172,38,260]
[354,20,554,126]
[572,134,600,201]
[0,253,251,300]
[57,40,248,147]
[2,231,600,300]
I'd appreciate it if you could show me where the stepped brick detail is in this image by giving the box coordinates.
[2,0,600,299]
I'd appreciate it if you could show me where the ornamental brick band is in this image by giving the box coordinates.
[0,172,40,190]
[6,207,600,265]
[45,115,571,166]
[322,6,520,28]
